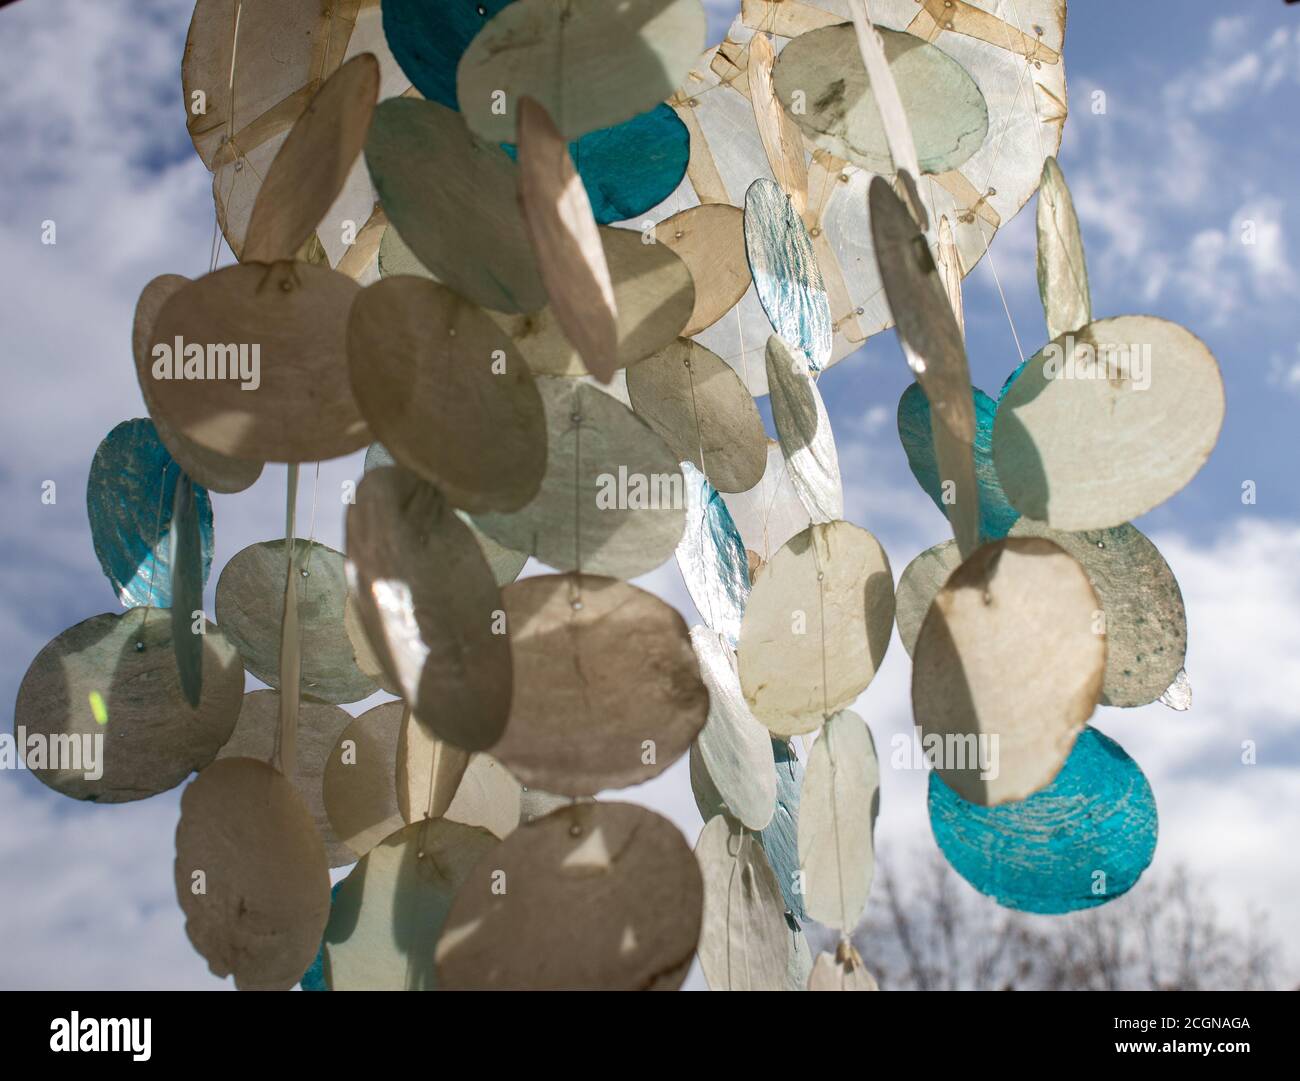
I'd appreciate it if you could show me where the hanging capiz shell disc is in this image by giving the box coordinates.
[87,418,215,609]
[147,262,370,463]
[929,727,1158,914]
[347,467,512,752]
[436,802,703,990]
[14,608,244,803]
[175,756,331,990]
[738,521,895,736]
[216,539,379,705]
[491,573,707,795]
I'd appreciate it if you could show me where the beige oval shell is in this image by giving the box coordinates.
[912,538,1105,805]
[625,339,766,494]
[798,710,879,931]
[132,275,263,493]
[174,756,331,991]
[321,699,405,860]
[436,801,702,990]
[738,522,895,736]
[242,53,380,264]
[347,276,547,513]
[491,573,708,795]
[695,813,789,991]
[655,204,752,337]
[148,262,369,463]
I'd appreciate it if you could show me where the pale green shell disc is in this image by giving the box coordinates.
[895,540,961,657]
[456,0,707,142]
[1010,519,1187,708]
[365,98,546,313]
[472,378,686,579]
[216,539,379,705]
[772,24,989,175]
[323,818,498,990]
[993,315,1225,531]
[14,608,244,802]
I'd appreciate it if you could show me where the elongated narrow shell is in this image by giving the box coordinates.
[1036,156,1091,342]
[676,463,750,647]
[516,96,619,383]
[773,24,988,175]
[929,727,1158,914]
[492,574,708,795]
[869,176,975,446]
[913,538,1105,806]
[14,609,243,802]
[691,627,777,830]
[216,540,378,705]
[766,336,843,523]
[147,262,369,463]
[436,802,703,990]
[993,316,1225,530]
[216,691,355,867]
[761,736,806,919]
[456,0,707,142]
[744,178,832,372]
[364,99,545,313]
[738,522,895,736]
[695,813,789,991]
[747,30,808,212]
[625,339,766,494]
[175,757,331,991]
[133,276,262,494]
[323,819,498,990]
[169,474,205,707]
[472,378,686,579]
[1009,519,1187,708]
[347,276,548,513]
[242,53,380,264]
[346,468,512,751]
[655,205,752,337]
[798,710,879,931]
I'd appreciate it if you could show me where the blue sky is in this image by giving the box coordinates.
[1,0,1297,989]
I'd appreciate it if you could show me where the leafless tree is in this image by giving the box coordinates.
[831,848,1277,990]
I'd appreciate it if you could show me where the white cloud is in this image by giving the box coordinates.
[1267,344,1300,394]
